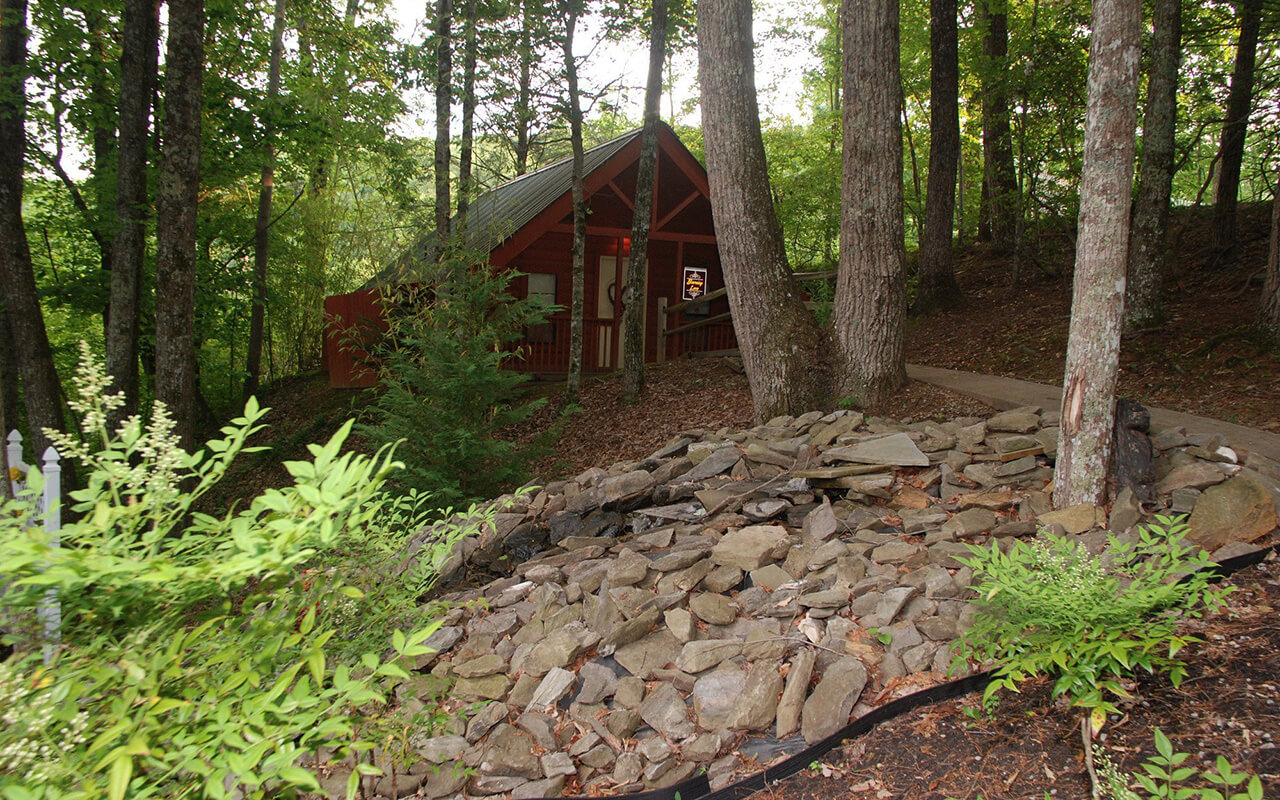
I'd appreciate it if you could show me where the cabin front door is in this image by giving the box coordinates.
[597,256,648,370]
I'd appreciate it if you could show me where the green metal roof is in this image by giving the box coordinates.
[364,127,643,289]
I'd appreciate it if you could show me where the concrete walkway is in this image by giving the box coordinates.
[906,363,1280,464]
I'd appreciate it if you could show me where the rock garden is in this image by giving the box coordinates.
[363,405,1280,800]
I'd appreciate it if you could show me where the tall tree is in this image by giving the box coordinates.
[105,0,160,425]
[1124,0,1180,332]
[913,0,961,313]
[0,0,67,459]
[1261,167,1280,343]
[456,0,477,225]
[244,0,287,402]
[835,0,907,406]
[978,0,1018,253]
[1210,0,1262,266]
[433,0,452,243]
[621,0,668,403]
[698,0,833,420]
[1054,0,1141,508]
[563,3,586,403]
[514,0,534,175]
[154,0,204,450]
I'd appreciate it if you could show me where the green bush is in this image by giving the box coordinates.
[1097,728,1267,800]
[0,346,471,799]
[952,516,1231,717]
[357,257,554,507]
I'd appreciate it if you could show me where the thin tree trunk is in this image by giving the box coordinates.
[563,7,585,403]
[979,0,1018,253]
[698,0,833,421]
[914,0,961,313]
[84,5,116,283]
[0,0,68,461]
[154,0,203,450]
[1054,0,1141,508]
[621,0,667,403]
[834,0,907,408]
[244,0,286,402]
[1124,0,1180,332]
[1210,0,1262,266]
[105,0,159,428]
[457,0,477,227]
[515,0,532,175]
[434,0,453,246]
[1260,167,1280,342]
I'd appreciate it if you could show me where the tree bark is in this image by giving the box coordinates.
[0,296,19,437]
[1260,167,1280,343]
[84,5,116,283]
[1210,0,1262,266]
[979,0,1018,253]
[698,0,833,421]
[434,0,453,245]
[154,0,203,450]
[621,0,667,403]
[563,7,586,403]
[244,0,286,402]
[1124,0,1179,332]
[1054,0,1141,508]
[105,0,159,427]
[834,0,907,407]
[0,0,68,460]
[457,0,477,226]
[914,0,961,313]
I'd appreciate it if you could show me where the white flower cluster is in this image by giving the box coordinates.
[0,663,89,784]
[44,342,190,505]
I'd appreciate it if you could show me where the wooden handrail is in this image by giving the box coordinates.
[665,287,727,315]
[663,270,834,317]
[662,310,732,338]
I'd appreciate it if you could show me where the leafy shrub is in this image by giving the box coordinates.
[357,256,554,506]
[1097,728,1267,800]
[0,347,468,799]
[952,516,1230,717]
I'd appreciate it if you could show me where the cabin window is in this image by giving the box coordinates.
[526,273,557,343]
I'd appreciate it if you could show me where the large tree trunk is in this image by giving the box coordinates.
[914,0,961,313]
[621,0,667,403]
[1124,0,1180,332]
[563,7,586,403]
[244,0,286,402]
[698,0,833,421]
[434,0,452,245]
[834,0,907,407]
[457,0,477,226]
[1210,0,1262,266]
[979,0,1018,253]
[0,0,68,461]
[0,297,19,436]
[154,0,203,450]
[1260,167,1280,343]
[1054,0,1141,508]
[105,0,160,427]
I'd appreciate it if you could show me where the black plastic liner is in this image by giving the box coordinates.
[551,542,1275,800]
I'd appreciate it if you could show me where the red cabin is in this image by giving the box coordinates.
[323,123,735,388]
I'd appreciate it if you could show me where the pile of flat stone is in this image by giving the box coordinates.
[366,407,1279,800]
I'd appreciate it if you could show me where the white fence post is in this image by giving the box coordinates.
[39,446,62,662]
[4,430,62,663]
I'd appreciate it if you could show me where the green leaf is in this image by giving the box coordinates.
[108,755,133,800]
[277,766,323,791]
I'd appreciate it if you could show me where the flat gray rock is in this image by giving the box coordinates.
[692,664,747,729]
[823,433,929,467]
[711,525,792,570]
[639,682,695,740]
[801,657,868,744]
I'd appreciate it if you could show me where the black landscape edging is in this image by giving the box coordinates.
[551,542,1276,800]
